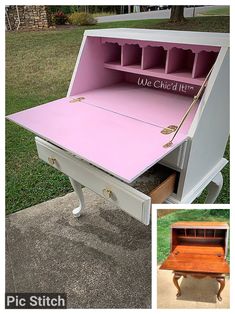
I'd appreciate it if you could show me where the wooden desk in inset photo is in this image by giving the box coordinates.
[160,221,230,301]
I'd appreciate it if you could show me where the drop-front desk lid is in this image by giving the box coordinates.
[160,246,230,274]
[7,84,191,183]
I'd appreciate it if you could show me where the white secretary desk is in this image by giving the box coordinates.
[7,29,230,225]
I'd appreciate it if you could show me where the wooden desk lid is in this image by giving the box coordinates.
[160,246,229,274]
[160,249,230,274]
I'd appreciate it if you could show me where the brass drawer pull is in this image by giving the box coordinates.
[48,157,57,165]
[102,188,112,199]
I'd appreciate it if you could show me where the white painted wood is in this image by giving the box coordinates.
[36,135,226,225]
[160,141,188,170]
[35,137,151,225]
[67,35,87,97]
[69,178,85,217]
[205,172,223,204]
[84,29,229,47]
[165,158,228,204]
[180,47,229,199]
[188,47,228,138]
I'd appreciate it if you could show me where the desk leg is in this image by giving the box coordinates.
[69,178,85,218]
[173,273,182,297]
[216,276,225,301]
[205,172,223,204]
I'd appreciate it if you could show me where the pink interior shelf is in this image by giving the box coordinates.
[103,41,219,87]
[104,62,204,86]
[7,83,191,183]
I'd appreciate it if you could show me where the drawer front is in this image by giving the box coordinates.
[150,173,176,204]
[160,141,187,170]
[35,137,151,225]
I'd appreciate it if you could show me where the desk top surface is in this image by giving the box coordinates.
[7,85,188,182]
[171,221,229,229]
[85,28,229,47]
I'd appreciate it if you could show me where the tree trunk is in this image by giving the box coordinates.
[170,6,186,23]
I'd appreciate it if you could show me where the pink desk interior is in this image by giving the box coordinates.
[81,83,198,134]
[7,83,194,183]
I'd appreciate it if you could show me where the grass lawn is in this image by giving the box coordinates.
[6,16,230,214]
[157,209,230,263]
[199,6,230,16]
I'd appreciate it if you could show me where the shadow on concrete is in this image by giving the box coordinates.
[177,277,218,303]
[6,189,151,309]
[157,267,229,309]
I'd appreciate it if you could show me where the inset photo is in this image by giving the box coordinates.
[157,209,230,309]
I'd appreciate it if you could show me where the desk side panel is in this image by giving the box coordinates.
[68,36,124,96]
[180,47,229,199]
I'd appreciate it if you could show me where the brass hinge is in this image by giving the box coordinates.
[69,97,85,103]
[163,141,173,148]
[161,125,178,135]
[162,65,214,148]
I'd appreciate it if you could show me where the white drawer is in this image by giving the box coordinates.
[35,137,177,225]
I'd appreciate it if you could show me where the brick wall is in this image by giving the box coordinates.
[5,5,50,31]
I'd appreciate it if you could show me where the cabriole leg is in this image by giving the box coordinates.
[205,172,223,204]
[69,177,85,218]
[216,276,225,301]
[173,273,182,297]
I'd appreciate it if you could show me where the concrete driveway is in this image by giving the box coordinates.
[157,266,229,308]
[96,6,227,23]
[6,188,151,308]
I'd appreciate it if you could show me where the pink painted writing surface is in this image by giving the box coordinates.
[81,83,197,134]
[7,93,188,183]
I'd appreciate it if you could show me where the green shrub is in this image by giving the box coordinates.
[52,11,68,25]
[68,12,97,26]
